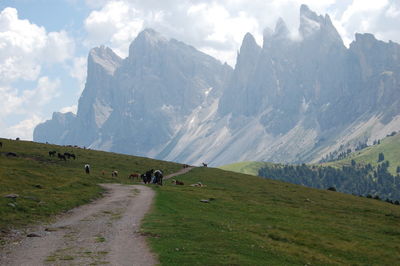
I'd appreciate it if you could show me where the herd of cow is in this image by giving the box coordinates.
[49,150,76,161]
[128,169,164,185]
[48,147,166,185]
[0,140,187,187]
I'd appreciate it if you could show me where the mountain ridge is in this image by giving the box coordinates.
[34,5,400,166]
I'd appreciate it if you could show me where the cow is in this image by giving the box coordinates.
[112,170,118,177]
[58,153,66,161]
[154,170,163,186]
[85,164,90,174]
[6,152,17,157]
[129,173,140,180]
[172,179,184,185]
[49,151,56,157]
[0,141,2,148]
[202,163,208,167]
[143,169,154,184]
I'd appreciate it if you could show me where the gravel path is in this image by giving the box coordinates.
[1,185,157,266]
[0,167,195,265]
[164,166,194,180]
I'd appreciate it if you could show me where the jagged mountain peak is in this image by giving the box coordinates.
[299,5,343,46]
[354,33,377,43]
[34,19,400,168]
[300,4,323,23]
[273,17,290,39]
[262,27,273,48]
[137,28,167,43]
[241,33,260,52]
[88,45,122,76]
[128,28,168,57]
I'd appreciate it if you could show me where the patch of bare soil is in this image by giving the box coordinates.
[0,184,157,266]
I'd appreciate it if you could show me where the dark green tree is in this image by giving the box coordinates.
[378,152,385,162]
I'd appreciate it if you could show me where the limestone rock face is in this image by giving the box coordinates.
[35,6,400,166]
[158,5,400,165]
[34,28,232,156]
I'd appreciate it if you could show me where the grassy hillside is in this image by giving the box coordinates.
[220,134,400,176]
[143,167,400,265]
[324,133,400,174]
[2,138,400,264]
[0,138,181,233]
[218,161,270,176]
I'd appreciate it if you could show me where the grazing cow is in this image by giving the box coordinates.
[112,170,118,177]
[183,164,190,168]
[70,153,76,160]
[64,152,71,159]
[6,152,17,157]
[49,151,56,157]
[129,173,140,180]
[140,173,146,183]
[154,170,163,185]
[143,169,154,184]
[172,179,184,185]
[58,153,66,161]
[85,164,90,174]
[202,163,208,167]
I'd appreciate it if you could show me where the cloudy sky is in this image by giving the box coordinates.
[1,0,400,140]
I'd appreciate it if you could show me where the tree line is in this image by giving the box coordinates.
[258,159,400,202]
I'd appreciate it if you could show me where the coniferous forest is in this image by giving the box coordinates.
[258,161,400,202]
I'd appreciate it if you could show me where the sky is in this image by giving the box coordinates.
[1,0,400,140]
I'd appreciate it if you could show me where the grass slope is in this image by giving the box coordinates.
[324,134,400,174]
[218,161,271,176]
[0,138,181,234]
[2,138,400,265]
[220,134,400,176]
[143,167,400,265]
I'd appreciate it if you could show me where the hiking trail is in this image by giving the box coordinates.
[0,167,194,266]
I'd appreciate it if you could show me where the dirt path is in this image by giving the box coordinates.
[0,167,194,266]
[164,166,194,180]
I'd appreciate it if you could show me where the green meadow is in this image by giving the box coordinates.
[1,138,400,265]
[324,133,400,174]
[219,161,270,176]
[143,167,400,265]
[0,138,181,232]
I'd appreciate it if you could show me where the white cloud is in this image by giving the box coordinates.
[69,56,87,93]
[60,104,78,114]
[2,115,44,140]
[0,7,74,140]
[81,0,399,66]
[22,76,61,108]
[84,1,144,57]
[0,76,60,140]
[2,76,60,116]
[0,7,74,84]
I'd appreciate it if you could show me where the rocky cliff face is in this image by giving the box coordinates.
[158,5,400,165]
[34,6,400,166]
[34,29,232,156]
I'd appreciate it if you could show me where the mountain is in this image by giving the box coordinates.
[35,6,400,166]
[34,29,232,156]
[157,5,400,165]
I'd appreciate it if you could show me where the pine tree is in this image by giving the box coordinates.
[378,152,385,162]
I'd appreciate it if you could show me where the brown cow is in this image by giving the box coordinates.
[128,173,140,180]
